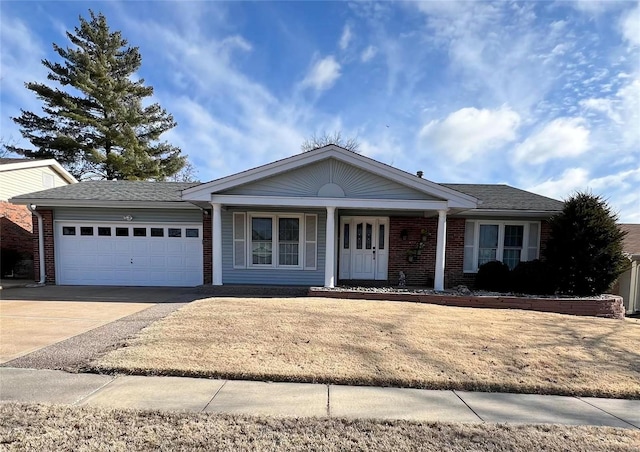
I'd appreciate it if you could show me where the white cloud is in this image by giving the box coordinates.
[570,0,622,15]
[219,35,253,54]
[527,167,640,222]
[513,117,590,165]
[339,24,352,50]
[620,5,639,47]
[580,77,640,148]
[360,45,377,62]
[301,55,341,91]
[419,106,521,163]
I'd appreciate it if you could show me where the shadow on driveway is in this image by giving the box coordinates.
[1,285,204,304]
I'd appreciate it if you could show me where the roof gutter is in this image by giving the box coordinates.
[26,204,46,285]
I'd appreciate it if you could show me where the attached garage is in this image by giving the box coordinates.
[56,222,203,286]
[8,181,208,287]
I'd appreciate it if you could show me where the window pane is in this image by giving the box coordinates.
[278,218,299,266]
[343,224,349,249]
[168,228,181,237]
[478,248,497,266]
[62,226,76,235]
[379,224,385,250]
[98,227,111,236]
[478,224,498,267]
[116,227,129,237]
[150,228,164,237]
[80,227,93,236]
[252,218,272,265]
[504,225,523,247]
[252,218,272,240]
[279,243,299,266]
[366,223,372,249]
[278,218,299,241]
[186,228,199,238]
[356,223,363,249]
[252,242,272,265]
[479,225,498,247]
[503,249,521,270]
[133,228,146,237]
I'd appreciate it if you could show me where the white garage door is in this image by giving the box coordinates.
[56,222,203,287]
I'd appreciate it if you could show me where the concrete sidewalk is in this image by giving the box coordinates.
[1,367,638,429]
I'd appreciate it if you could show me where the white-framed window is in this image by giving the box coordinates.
[463,220,540,272]
[233,212,317,270]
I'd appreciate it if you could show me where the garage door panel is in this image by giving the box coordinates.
[131,241,149,253]
[114,241,130,252]
[97,241,115,253]
[56,223,203,287]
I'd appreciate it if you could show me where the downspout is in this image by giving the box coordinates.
[27,204,46,285]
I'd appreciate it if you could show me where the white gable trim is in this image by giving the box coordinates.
[183,145,477,208]
[0,159,77,184]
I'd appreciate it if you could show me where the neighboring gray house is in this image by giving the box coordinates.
[10,145,563,288]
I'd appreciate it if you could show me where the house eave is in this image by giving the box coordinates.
[8,198,199,210]
[454,209,561,218]
[210,194,451,211]
[0,159,78,184]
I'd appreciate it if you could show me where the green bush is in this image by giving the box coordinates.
[545,192,627,296]
[510,260,555,295]
[476,260,511,292]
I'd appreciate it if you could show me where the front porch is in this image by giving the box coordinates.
[181,146,479,289]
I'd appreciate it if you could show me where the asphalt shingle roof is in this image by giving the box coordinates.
[442,184,564,212]
[11,180,199,202]
[620,224,640,254]
[12,180,564,212]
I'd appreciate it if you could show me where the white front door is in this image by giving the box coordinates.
[339,217,389,280]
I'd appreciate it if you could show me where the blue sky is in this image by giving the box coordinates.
[1,1,638,221]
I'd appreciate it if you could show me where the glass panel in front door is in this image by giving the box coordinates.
[365,223,372,249]
[356,223,363,249]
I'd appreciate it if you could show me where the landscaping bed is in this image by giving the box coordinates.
[2,403,639,452]
[309,286,625,319]
[92,297,640,398]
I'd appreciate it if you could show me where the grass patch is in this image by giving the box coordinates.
[94,297,640,398]
[2,403,639,451]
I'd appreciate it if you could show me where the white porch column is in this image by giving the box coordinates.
[434,209,447,291]
[324,206,336,288]
[211,203,223,286]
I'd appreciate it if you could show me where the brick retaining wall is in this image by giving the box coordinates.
[308,288,625,319]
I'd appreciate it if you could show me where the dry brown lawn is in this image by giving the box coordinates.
[2,403,639,452]
[94,297,640,398]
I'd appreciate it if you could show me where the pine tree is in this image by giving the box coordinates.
[545,192,628,296]
[8,11,185,180]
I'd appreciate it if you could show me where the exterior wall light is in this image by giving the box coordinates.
[123,215,133,221]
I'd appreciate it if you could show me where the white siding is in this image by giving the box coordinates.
[0,166,71,201]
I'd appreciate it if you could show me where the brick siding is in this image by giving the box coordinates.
[32,209,55,284]
[0,202,33,256]
[1,202,35,277]
[309,289,625,319]
[387,216,467,289]
[387,216,553,290]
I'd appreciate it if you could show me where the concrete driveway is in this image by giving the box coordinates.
[0,286,200,364]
